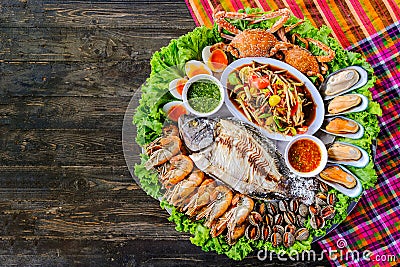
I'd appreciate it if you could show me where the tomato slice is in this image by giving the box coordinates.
[249,75,270,89]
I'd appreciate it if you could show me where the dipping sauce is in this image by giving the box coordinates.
[187,80,221,113]
[288,139,322,172]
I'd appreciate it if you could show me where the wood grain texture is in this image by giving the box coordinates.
[0,0,330,266]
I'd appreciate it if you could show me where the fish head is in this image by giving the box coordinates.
[178,115,216,152]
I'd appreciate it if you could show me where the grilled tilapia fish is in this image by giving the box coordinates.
[178,116,290,200]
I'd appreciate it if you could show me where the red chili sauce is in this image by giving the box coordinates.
[288,139,321,172]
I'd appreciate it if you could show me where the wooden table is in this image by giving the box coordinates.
[0,1,328,265]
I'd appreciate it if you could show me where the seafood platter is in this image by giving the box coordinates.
[128,8,381,260]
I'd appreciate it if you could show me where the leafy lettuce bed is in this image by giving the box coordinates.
[133,9,381,260]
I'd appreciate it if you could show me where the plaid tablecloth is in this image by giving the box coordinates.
[184,0,400,266]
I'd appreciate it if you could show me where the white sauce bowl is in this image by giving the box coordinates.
[284,135,328,177]
[182,74,225,117]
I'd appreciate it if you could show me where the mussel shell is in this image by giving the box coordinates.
[325,94,369,117]
[325,68,360,96]
[320,66,368,100]
[328,142,370,168]
[322,116,364,139]
[295,228,310,241]
[283,232,295,248]
[317,164,363,198]
[320,165,357,189]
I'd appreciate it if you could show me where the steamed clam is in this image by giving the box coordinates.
[328,142,362,161]
[321,66,368,100]
[328,94,361,114]
[319,165,357,189]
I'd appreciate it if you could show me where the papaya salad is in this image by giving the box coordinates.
[227,61,316,136]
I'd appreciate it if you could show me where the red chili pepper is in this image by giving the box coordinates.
[250,75,270,89]
[290,101,299,116]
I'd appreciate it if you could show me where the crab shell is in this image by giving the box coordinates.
[229,29,279,58]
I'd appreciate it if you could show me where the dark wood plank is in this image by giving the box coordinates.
[0,96,131,129]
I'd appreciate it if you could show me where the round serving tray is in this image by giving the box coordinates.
[122,87,362,244]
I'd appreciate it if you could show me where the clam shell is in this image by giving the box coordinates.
[321,116,364,139]
[325,94,369,116]
[321,66,369,100]
[317,164,363,198]
[310,215,325,229]
[245,224,260,240]
[271,232,282,247]
[295,228,310,241]
[328,142,370,168]
[283,232,295,248]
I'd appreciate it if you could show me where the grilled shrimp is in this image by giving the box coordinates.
[145,136,181,170]
[161,155,194,185]
[165,170,205,207]
[183,178,217,217]
[210,194,254,245]
[196,185,233,228]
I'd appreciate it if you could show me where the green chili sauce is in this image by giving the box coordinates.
[187,80,221,113]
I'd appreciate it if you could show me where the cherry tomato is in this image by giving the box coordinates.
[249,75,270,89]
